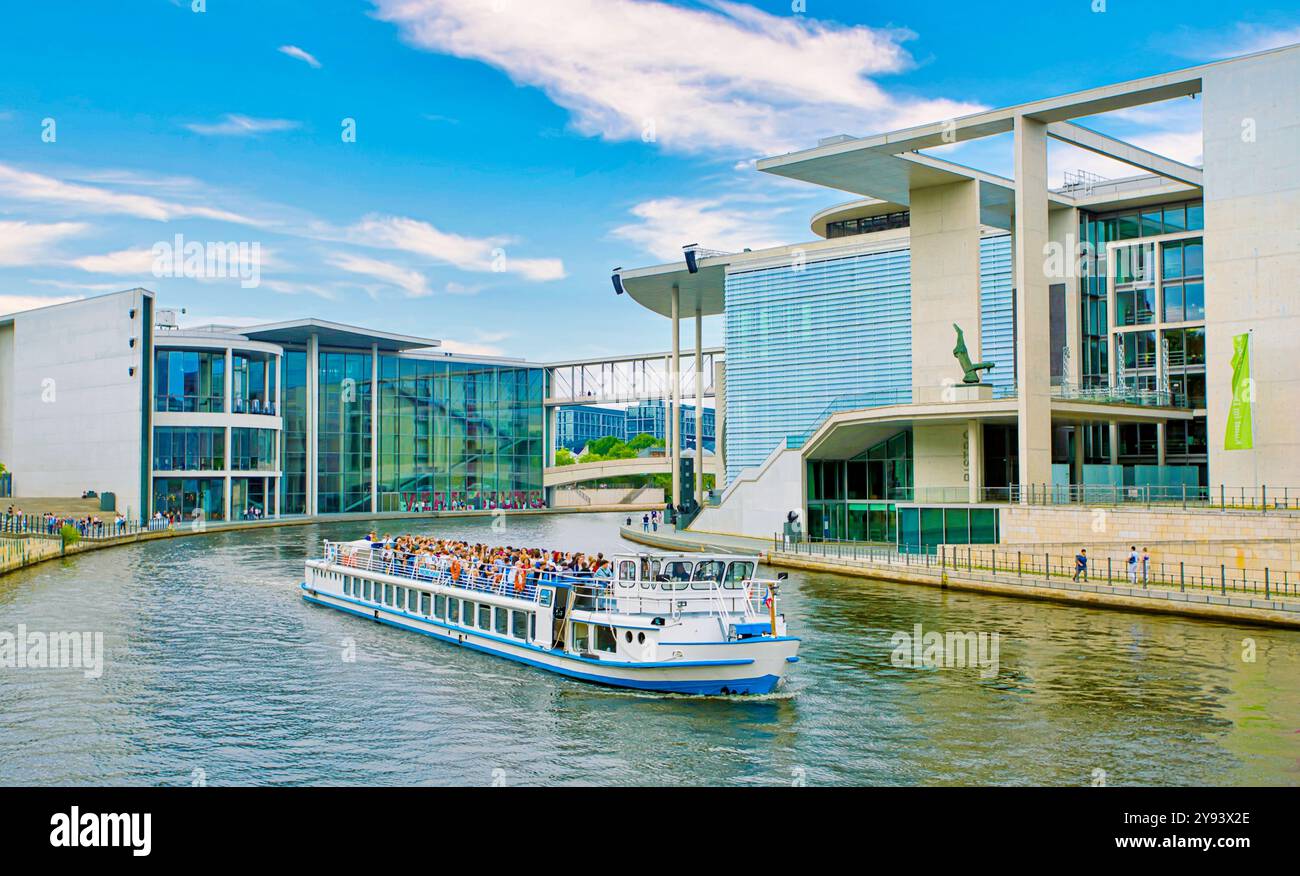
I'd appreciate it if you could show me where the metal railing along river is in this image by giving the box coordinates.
[774,534,1300,602]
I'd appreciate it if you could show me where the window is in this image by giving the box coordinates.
[572,622,591,652]
[529,614,536,642]
[448,598,461,624]
[618,560,636,581]
[435,594,447,619]
[420,593,431,616]
[725,562,755,587]
[344,576,353,597]
[494,607,508,635]
[511,610,527,640]
[661,561,693,587]
[363,580,373,601]
[691,560,725,587]
[395,586,405,610]
[383,584,393,606]
[477,604,491,630]
[595,626,617,654]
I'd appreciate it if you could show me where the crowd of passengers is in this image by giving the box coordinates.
[334,533,615,595]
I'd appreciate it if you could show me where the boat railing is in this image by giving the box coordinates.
[319,540,777,620]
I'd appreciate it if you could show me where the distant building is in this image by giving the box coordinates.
[555,405,626,453]
[625,399,715,452]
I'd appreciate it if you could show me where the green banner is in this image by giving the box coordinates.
[1225,333,1253,450]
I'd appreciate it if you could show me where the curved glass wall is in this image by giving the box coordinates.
[232,352,277,415]
[231,427,277,471]
[152,426,225,471]
[154,349,225,413]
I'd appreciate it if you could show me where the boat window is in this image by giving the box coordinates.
[363,580,372,601]
[511,610,527,640]
[659,560,693,590]
[639,558,661,588]
[595,626,617,654]
[383,584,394,606]
[529,614,536,642]
[618,560,637,583]
[395,586,405,610]
[434,594,446,620]
[420,593,431,616]
[691,560,726,588]
[494,607,509,635]
[463,601,476,627]
[725,562,755,588]
[449,598,461,624]
[478,604,491,630]
[572,622,591,653]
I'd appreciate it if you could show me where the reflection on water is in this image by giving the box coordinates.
[0,513,1295,786]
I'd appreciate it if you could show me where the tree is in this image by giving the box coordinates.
[555,447,576,466]
[626,433,664,452]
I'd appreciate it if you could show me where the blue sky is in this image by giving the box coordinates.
[0,0,1296,360]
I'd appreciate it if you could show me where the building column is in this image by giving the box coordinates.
[370,342,379,513]
[694,308,704,503]
[670,285,681,509]
[1156,421,1167,466]
[967,419,983,503]
[306,332,319,516]
[1108,420,1119,466]
[714,358,726,488]
[1013,114,1053,495]
[224,347,233,414]
[1074,421,1085,485]
[223,472,232,522]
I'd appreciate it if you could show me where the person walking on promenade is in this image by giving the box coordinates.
[1073,548,1088,582]
[1127,546,1138,584]
[642,513,649,533]
[1141,547,1151,587]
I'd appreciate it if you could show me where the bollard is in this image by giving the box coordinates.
[1179,561,1184,593]
[1220,563,1226,596]
[1045,553,1050,580]
[1017,551,1022,576]
[1265,567,1270,600]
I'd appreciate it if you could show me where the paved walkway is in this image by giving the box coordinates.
[618,525,771,554]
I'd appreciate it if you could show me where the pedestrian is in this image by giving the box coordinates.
[642,513,649,533]
[1141,547,1150,587]
[1127,545,1138,585]
[1073,548,1088,582]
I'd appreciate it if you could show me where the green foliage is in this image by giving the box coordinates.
[60,524,80,548]
[555,447,576,466]
[626,433,663,452]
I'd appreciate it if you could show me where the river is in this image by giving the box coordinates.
[0,512,1295,786]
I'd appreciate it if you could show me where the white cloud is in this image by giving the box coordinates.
[0,162,260,225]
[438,339,505,357]
[263,280,338,300]
[610,196,790,262]
[0,293,84,315]
[443,281,484,295]
[278,45,322,68]
[0,220,88,266]
[329,252,431,297]
[185,114,300,136]
[347,214,565,281]
[71,247,156,275]
[372,0,984,156]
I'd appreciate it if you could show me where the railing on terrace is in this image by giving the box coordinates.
[1053,385,1177,406]
[986,483,1300,512]
[320,541,772,617]
[1,514,147,540]
[773,535,1300,601]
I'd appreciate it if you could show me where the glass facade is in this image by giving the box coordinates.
[724,246,912,482]
[153,426,225,471]
[1079,199,1206,481]
[232,352,277,415]
[375,357,544,512]
[556,404,627,452]
[230,427,277,471]
[152,477,224,521]
[979,235,1016,396]
[154,349,224,413]
[825,211,910,238]
[624,399,715,451]
[281,351,308,515]
[897,506,1000,554]
[806,430,912,542]
[317,351,373,514]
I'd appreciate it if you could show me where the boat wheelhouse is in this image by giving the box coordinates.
[301,541,799,695]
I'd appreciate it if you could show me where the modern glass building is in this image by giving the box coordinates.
[555,404,627,452]
[0,297,547,521]
[623,399,715,452]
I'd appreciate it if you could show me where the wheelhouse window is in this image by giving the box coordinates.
[594,626,617,653]
[690,560,725,587]
[618,560,637,581]
[725,562,755,587]
[661,561,693,588]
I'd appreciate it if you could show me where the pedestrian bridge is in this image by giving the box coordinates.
[544,455,722,488]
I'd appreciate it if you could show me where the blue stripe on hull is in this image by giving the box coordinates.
[302,592,782,696]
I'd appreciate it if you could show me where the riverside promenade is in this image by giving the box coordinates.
[619,525,1300,630]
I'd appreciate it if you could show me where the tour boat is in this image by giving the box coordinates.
[301,540,799,695]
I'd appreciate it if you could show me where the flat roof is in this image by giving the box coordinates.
[757,43,1298,202]
[240,317,441,351]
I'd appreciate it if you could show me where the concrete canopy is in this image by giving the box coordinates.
[618,260,728,319]
[241,318,440,351]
